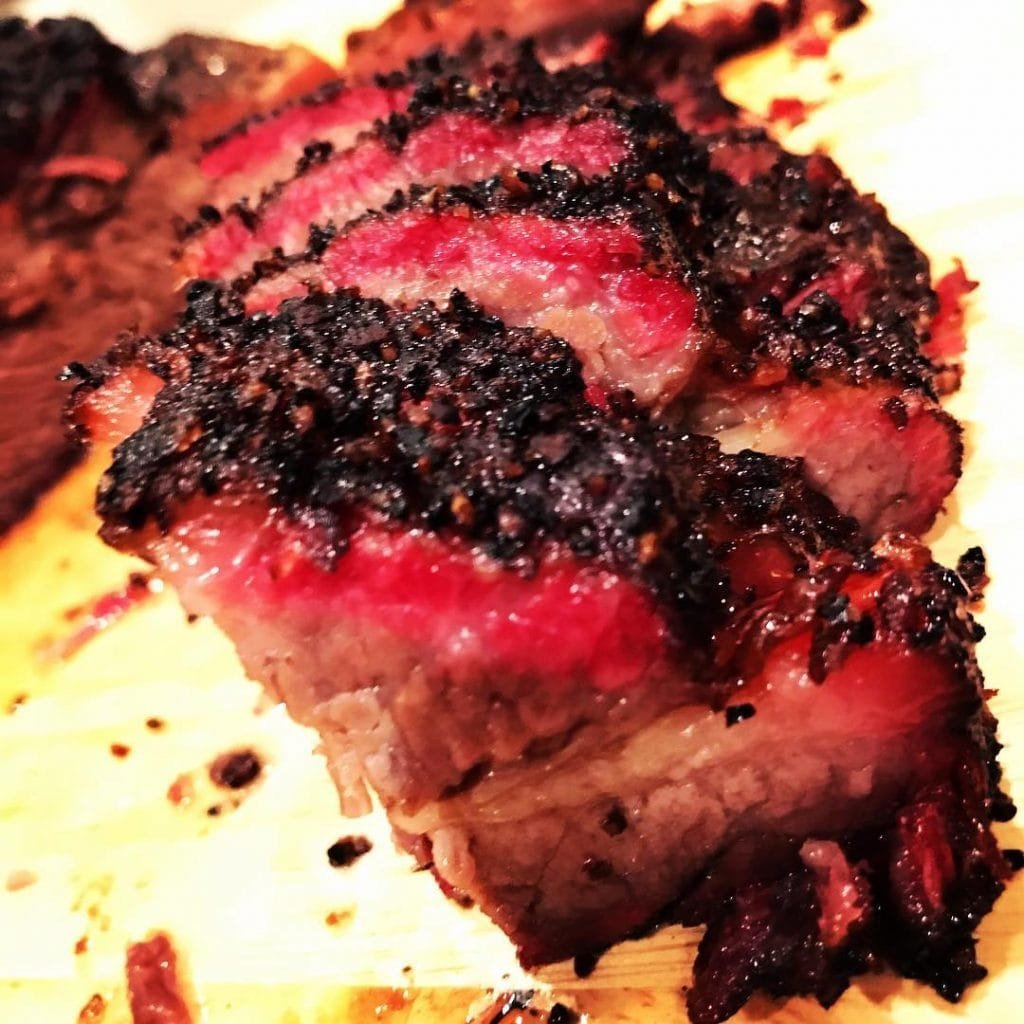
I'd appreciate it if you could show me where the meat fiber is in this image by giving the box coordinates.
[234,165,958,535]
[184,63,680,280]
[67,285,1013,1024]
[0,18,331,531]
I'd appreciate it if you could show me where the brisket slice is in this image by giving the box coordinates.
[67,285,1012,1023]
[183,61,682,280]
[239,167,706,413]
[0,19,331,532]
[234,166,958,535]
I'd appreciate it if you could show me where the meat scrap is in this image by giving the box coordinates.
[125,932,195,1024]
[69,285,1012,1022]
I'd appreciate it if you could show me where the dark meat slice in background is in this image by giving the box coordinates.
[0,17,126,194]
[0,18,332,533]
[343,0,650,79]
[235,165,958,535]
[184,61,680,280]
[67,284,1012,1023]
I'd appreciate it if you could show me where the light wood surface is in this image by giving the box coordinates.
[2,2,1024,1021]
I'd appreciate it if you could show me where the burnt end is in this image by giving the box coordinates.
[687,870,840,1024]
[690,143,939,392]
[686,764,1009,1023]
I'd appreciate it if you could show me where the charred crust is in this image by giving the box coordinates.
[724,703,755,726]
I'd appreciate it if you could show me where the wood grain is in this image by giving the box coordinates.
[2,2,1023,1021]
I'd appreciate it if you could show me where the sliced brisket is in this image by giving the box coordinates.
[67,285,1012,1023]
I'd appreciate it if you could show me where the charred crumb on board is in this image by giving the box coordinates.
[572,951,601,978]
[109,743,131,758]
[470,990,580,1023]
[145,716,166,731]
[327,835,373,867]
[208,748,263,789]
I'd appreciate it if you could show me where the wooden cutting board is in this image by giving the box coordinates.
[2,2,1023,1021]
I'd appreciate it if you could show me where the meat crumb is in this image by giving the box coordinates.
[549,1005,578,1024]
[126,931,195,1024]
[5,868,38,891]
[49,572,156,661]
[77,993,106,1023]
[208,748,262,789]
[956,546,988,599]
[324,908,354,927]
[327,835,373,867]
[767,96,813,127]
[6,692,27,714]
[792,32,830,58]
[75,935,90,955]
[166,774,195,806]
[1004,849,1024,871]
[110,743,131,758]
[145,717,166,731]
